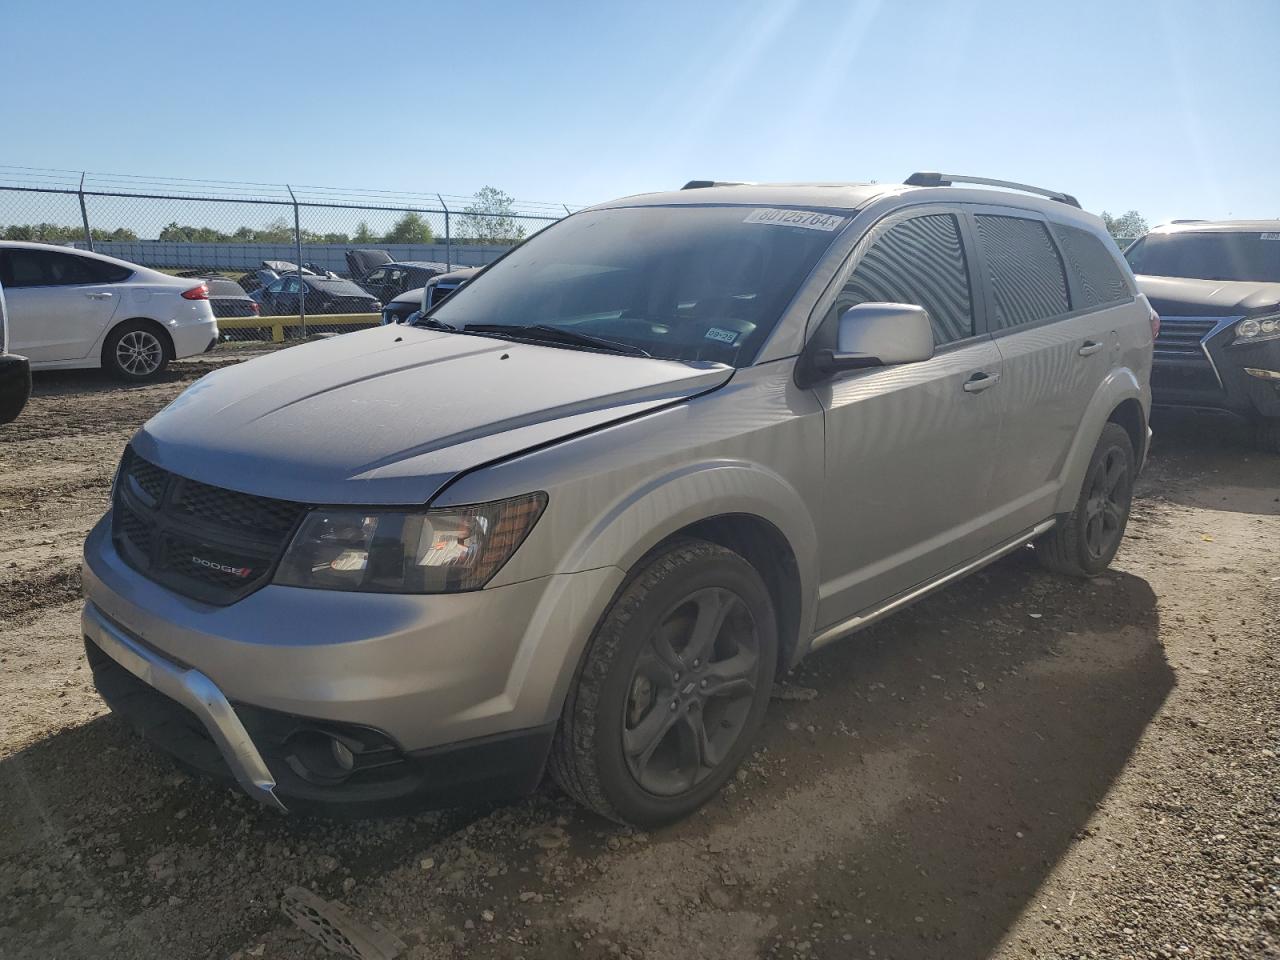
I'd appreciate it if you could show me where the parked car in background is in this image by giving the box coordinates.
[0,241,218,380]
[83,174,1152,824]
[380,286,425,325]
[0,276,32,424]
[1126,220,1280,451]
[252,274,380,316]
[239,261,321,295]
[381,268,480,326]
[420,267,478,311]
[191,276,261,320]
[345,249,393,278]
[357,261,452,304]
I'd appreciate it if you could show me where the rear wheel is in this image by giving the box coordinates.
[1035,422,1135,577]
[104,321,170,381]
[550,540,777,826]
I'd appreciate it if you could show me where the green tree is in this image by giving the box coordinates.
[353,221,377,243]
[382,211,434,244]
[1100,210,1147,244]
[457,186,526,245]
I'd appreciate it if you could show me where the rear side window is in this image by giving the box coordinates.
[2,249,129,287]
[975,215,1070,330]
[1053,224,1130,308]
[838,214,975,345]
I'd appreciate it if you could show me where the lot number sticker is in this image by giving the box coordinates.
[1260,233,1280,241]
[744,208,845,232]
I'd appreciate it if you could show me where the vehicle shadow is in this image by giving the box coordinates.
[678,547,1172,960]
[0,551,1168,960]
[1143,409,1280,515]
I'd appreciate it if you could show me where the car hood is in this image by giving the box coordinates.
[132,325,733,505]
[1137,275,1280,317]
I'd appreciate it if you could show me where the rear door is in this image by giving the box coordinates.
[0,248,126,362]
[814,208,1007,628]
[968,209,1123,537]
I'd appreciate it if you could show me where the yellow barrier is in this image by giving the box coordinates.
[217,313,382,343]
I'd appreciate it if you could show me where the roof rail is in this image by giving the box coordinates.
[1169,219,1206,224]
[904,172,1081,208]
[681,180,750,190]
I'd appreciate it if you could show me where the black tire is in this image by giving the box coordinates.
[550,539,778,826]
[1035,422,1135,577]
[103,320,171,381]
[1253,417,1280,455]
[0,354,31,425]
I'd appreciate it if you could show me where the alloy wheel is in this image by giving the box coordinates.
[1083,446,1130,559]
[115,330,164,376]
[621,586,760,796]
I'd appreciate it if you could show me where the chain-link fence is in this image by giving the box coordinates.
[0,166,571,342]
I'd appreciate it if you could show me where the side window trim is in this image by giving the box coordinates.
[809,203,988,351]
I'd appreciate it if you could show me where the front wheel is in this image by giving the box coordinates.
[104,321,170,381]
[550,540,778,826]
[1035,422,1135,577]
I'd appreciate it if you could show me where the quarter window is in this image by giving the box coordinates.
[974,215,1070,329]
[837,214,975,345]
[1052,224,1130,308]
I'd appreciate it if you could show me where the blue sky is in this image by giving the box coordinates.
[5,0,1279,223]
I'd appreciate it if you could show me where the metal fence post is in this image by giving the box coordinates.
[78,173,93,251]
[287,184,306,338]
[437,194,451,269]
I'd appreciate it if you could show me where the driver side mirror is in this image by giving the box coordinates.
[806,303,935,382]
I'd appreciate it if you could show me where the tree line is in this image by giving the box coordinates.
[0,186,534,247]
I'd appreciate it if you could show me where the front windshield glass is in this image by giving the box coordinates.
[426,205,849,365]
[1125,231,1280,283]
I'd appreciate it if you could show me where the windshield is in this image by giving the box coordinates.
[427,205,848,365]
[1126,231,1280,283]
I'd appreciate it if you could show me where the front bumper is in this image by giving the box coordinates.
[81,514,623,813]
[1152,320,1280,420]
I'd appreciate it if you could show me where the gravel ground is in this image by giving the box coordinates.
[0,359,1276,960]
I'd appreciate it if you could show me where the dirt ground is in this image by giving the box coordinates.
[0,358,1276,960]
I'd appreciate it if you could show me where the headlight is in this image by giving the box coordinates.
[274,492,547,593]
[1234,314,1280,345]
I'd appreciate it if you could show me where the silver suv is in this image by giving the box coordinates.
[82,173,1154,826]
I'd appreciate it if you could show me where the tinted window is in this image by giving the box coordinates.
[1053,224,1130,308]
[1124,231,1280,283]
[311,278,369,297]
[975,215,1070,329]
[3,249,129,287]
[837,214,974,345]
[431,205,847,366]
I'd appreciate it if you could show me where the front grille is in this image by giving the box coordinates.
[1153,316,1220,363]
[112,448,306,605]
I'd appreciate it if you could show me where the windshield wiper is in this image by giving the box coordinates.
[462,323,652,357]
[411,316,458,332]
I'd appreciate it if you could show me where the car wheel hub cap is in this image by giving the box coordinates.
[621,586,759,797]
[1084,447,1129,559]
[117,331,163,375]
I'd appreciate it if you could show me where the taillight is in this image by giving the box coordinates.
[181,283,209,301]
[250,302,260,316]
[1149,305,1161,340]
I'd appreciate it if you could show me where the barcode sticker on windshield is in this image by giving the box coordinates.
[1260,233,1280,241]
[744,208,845,232]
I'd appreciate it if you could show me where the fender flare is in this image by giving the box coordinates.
[1053,366,1147,515]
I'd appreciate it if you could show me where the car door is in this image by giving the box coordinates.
[812,208,1007,630]
[967,210,1117,538]
[0,248,125,362]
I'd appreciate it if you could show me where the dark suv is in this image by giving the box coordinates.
[1126,221,1280,451]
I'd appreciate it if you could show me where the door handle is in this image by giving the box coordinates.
[962,372,1000,393]
[85,292,113,300]
[1078,340,1104,357]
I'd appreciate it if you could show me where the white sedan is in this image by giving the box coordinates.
[0,241,218,380]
